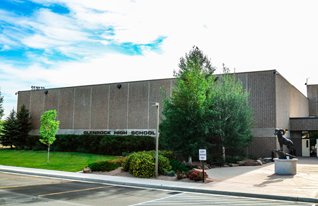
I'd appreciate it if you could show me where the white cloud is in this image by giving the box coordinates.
[2,0,318,119]
[22,34,66,49]
[99,40,110,45]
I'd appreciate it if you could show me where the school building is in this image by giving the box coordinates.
[17,70,318,157]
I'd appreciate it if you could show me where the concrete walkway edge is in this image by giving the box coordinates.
[0,167,317,204]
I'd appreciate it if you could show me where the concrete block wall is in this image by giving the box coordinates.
[18,79,174,135]
[247,137,278,158]
[290,118,318,131]
[307,84,318,117]
[235,70,277,157]
[276,74,309,129]
[290,131,302,156]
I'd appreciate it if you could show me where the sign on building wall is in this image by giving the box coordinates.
[82,129,156,137]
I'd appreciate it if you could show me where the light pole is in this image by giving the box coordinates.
[150,102,159,178]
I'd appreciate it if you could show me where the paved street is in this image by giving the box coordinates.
[131,193,315,206]
[0,172,314,206]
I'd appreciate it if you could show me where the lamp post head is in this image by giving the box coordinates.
[150,102,159,107]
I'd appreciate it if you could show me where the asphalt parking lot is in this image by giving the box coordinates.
[0,172,314,206]
[0,172,173,206]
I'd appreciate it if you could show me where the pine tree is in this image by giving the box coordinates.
[16,104,32,149]
[0,109,18,148]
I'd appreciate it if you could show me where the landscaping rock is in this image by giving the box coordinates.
[263,157,272,163]
[245,160,256,166]
[196,164,210,170]
[204,164,210,170]
[229,163,239,167]
[237,161,245,166]
[83,167,91,173]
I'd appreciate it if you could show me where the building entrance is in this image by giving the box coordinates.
[302,131,318,157]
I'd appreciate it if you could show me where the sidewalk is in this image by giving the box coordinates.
[1,157,318,203]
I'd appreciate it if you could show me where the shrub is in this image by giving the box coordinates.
[15,146,21,150]
[50,145,60,152]
[176,170,207,181]
[88,160,119,172]
[130,152,156,178]
[165,170,176,176]
[122,152,132,157]
[76,147,89,153]
[24,146,30,150]
[32,147,38,151]
[122,151,171,178]
[248,155,258,160]
[160,150,176,160]
[99,135,155,155]
[188,170,204,181]
[109,157,126,166]
[207,154,224,166]
[25,134,155,155]
[26,135,40,149]
[176,171,187,179]
[225,157,243,164]
[170,160,190,172]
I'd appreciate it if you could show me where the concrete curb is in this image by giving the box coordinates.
[0,168,317,203]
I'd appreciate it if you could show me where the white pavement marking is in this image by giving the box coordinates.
[129,193,184,206]
[130,193,313,206]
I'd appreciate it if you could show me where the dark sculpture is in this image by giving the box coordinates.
[274,128,295,159]
[275,129,294,152]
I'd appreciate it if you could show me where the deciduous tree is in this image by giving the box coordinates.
[160,46,219,162]
[39,110,60,164]
[160,47,254,161]
[214,65,254,160]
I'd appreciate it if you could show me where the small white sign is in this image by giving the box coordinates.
[199,149,206,161]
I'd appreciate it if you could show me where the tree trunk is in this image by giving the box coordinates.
[222,146,226,161]
[47,144,50,164]
[188,156,192,164]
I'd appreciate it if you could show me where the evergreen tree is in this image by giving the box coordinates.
[0,109,18,148]
[15,104,32,149]
[160,46,219,160]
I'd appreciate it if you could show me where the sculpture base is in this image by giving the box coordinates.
[274,158,298,175]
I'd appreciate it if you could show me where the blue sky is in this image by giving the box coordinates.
[1,0,318,119]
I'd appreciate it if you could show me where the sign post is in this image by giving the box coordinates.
[199,149,206,183]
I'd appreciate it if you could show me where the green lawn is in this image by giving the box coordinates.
[0,150,120,172]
